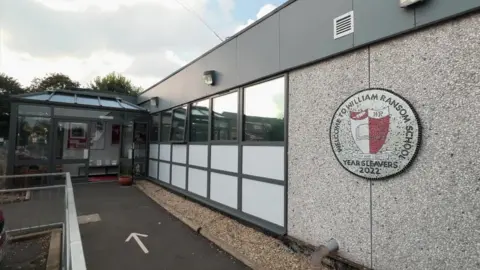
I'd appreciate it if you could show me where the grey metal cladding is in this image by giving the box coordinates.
[139,39,238,111]
[203,38,239,94]
[279,0,353,69]
[353,0,415,46]
[237,12,280,83]
[415,0,480,26]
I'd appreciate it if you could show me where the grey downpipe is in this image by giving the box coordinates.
[310,238,339,269]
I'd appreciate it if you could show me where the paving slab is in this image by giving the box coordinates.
[73,182,249,270]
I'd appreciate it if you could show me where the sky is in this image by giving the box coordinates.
[0,0,287,90]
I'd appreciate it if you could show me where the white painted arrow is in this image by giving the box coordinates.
[125,233,149,254]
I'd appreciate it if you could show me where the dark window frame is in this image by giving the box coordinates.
[211,90,239,142]
[150,113,160,143]
[242,76,286,142]
[169,105,188,143]
[15,115,52,161]
[159,110,173,142]
[189,98,210,142]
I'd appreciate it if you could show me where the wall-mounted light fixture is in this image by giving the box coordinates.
[150,97,159,107]
[400,0,424,8]
[203,70,216,86]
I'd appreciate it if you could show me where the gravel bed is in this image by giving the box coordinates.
[137,180,314,270]
[0,191,28,204]
[3,233,50,270]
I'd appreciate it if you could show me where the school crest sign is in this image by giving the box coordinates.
[330,88,421,179]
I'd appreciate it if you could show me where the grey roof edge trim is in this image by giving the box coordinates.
[9,91,147,112]
[138,0,299,96]
[10,88,136,101]
[140,5,480,107]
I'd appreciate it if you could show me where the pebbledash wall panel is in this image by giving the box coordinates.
[288,12,480,270]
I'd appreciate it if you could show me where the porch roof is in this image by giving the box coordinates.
[10,89,146,112]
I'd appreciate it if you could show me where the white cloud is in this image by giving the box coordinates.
[33,0,208,12]
[0,0,283,90]
[235,4,277,33]
[165,50,188,67]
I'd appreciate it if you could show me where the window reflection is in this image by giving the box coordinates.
[170,106,187,141]
[121,123,133,158]
[54,107,122,120]
[150,114,160,142]
[160,110,172,142]
[13,165,52,187]
[15,116,50,160]
[244,77,285,141]
[212,91,238,141]
[55,121,89,160]
[18,105,51,117]
[190,99,209,142]
[134,123,147,158]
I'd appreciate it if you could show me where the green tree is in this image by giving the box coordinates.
[27,73,80,92]
[89,72,141,96]
[0,73,25,141]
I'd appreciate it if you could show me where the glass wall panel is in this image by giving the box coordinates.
[18,105,51,116]
[121,122,133,158]
[13,165,52,187]
[134,123,147,158]
[170,106,187,141]
[58,163,87,177]
[190,99,209,142]
[160,110,172,142]
[150,114,160,142]
[50,94,75,103]
[54,107,123,120]
[15,116,51,160]
[99,98,122,108]
[0,99,9,176]
[244,77,285,141]
[76,96,100,106]
[55,121,89,159]
[212,91,238,141]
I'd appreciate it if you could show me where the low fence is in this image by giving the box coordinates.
[0,172,86,270]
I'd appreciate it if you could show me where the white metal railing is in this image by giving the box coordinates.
[0,172,87,270]
[65,172,87,270]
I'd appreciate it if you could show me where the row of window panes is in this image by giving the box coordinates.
[150,77,285,143]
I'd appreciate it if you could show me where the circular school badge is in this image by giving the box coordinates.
[329,88,421,179]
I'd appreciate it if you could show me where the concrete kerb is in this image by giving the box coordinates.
[135,183,267,270]
[46,229,62,270]
[9,228,63,270]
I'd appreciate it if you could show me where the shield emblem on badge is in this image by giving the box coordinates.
[350,107,390,154]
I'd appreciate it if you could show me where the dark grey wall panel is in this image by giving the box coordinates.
[202,39,239,95]
[237,13,280,83]
[139,0,480,112]
[138,39,238,111]
[415,0,480,26]
[353,0,414,46]
[279,0,353,69]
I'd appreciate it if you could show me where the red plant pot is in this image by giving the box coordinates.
[118,175,133,186]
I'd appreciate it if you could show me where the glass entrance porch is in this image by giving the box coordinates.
[6,90,149,184]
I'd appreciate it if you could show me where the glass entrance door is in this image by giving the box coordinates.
[53,120,90,182]
[133,122,147,178]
